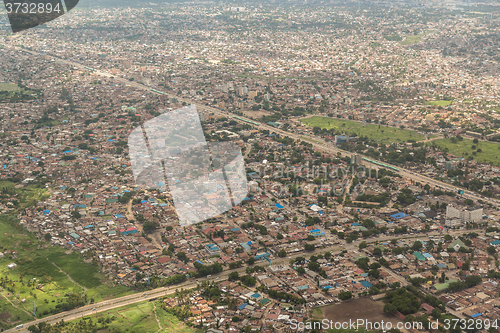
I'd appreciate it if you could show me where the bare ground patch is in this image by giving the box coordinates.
[321,298,402,327]
[0,312,12,321]
[242,110,273,119]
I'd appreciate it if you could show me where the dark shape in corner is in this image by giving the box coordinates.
[4,0,79,33]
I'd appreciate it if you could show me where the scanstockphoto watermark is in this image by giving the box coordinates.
[289,319,425,331]
[250,163,379,197]
[289,319,499,331]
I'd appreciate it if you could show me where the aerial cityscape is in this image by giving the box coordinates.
[1,0,500,332]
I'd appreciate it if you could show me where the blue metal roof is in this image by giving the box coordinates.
[360,281,373,288]
[391,212,409,219]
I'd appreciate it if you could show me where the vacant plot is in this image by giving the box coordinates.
[242,110,273,119]
[321,298,402,328]
[400,30,435,45]
[46,250,102,289]
[0,83,21,92]
[300,136,322,144]
[0,83,40,103]
[300,116,426,145]
[432,138,500,166]
[61,301,198,333]
[426,100,452,106]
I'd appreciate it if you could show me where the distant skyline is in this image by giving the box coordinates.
[74,0,498,8]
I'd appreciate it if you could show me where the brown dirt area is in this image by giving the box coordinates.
[0,312,12,321]
[242,110,272,119]
[321,298,403,328]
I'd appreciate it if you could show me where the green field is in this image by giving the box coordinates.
[0,215,132,330]
[426,100,452,106]
[0,83,22,92]
[401,34,424,45]
[400,30,435,45]
[0,181,50,214]
[0,83,40,103]
[300,116,427,145]
[432,138,500,166]
[93,301,194,333]
[32,301,198,333]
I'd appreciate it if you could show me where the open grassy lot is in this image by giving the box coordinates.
[0,82,41,103]
[432,138,500,166]
[39,301,199,333]
[0,214,132,330]
[426,100,452,106]
[300,116,427,145]
[0,296,33,328]
[45,250,102,289]
[0,181,50,214]
[0,83,22,92]
[400,30,435,45]
[99,301,162,332]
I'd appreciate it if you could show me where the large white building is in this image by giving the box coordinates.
[446,205,483,225]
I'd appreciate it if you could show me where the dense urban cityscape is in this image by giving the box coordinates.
[1,0,500,332]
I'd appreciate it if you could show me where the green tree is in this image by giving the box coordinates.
[304,243,315,251]
[384,303,397,315]
[412,241,423,251]
[337,291,353,301]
